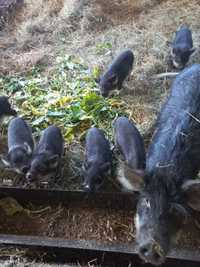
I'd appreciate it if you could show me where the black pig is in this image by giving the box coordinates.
[114,116,145,191]
[170,25,195,69]
[0,96,17,119]
[99,50,134,97]
[2,117,34,174]
[26,125,64,183]
[123,64,200,265]
[82,127,112,192]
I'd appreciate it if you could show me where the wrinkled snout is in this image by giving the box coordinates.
[21,165,30,174]
[138,241,165,266]
[26,171,35,182]
[170,49,185,70]
[9,108,17,116]
[83,179,104,192]
[83,183,93,192]
[172,59,184,70]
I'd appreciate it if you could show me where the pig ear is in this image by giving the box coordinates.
[170,47,176,57]
[130,169,145,191]
[117,163,144,192]
[182,180,200,211]
[100,162,111,172]
[23,142,32,155]
[48,155,59,168]
[108,74,118,85]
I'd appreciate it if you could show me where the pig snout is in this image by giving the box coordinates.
[10,109,17,116]
[26,171,35,182]
[172,59,184,70]
[83,184,92,192]
[138,240,165,266]
[21,165,30,174]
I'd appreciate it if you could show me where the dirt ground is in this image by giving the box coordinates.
[2,0,200,115]
[1,0,200,265]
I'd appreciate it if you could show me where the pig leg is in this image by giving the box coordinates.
[110,162,116,179]
[50,162,62,187]
[118,80,132,96]
[117,80,123,90]
[55,161,62,180]
[109,90,119,97]
[126,68,134,82]
[123,75,133,92]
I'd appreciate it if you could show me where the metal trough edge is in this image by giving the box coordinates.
[0,234,199,263]
[0,186,137,210]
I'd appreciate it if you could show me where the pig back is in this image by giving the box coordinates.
[8,117,34,150]
[146,64,200,181]
[85,127,111,164]
[36,125,63,156]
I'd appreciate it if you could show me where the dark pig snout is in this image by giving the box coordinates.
[9,108,17,116]
[0,96,17,118]
[26,171,35,182]
[83,183,92,192]
[138,241,165,266]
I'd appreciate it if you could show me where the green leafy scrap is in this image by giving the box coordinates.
[1,55,127,142]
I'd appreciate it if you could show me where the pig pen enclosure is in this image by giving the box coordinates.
[1,0,200,266]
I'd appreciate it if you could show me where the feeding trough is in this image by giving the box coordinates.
[0,187,199,266]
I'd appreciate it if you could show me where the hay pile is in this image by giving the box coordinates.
[0,0,200,190]
[1,0,200,133]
